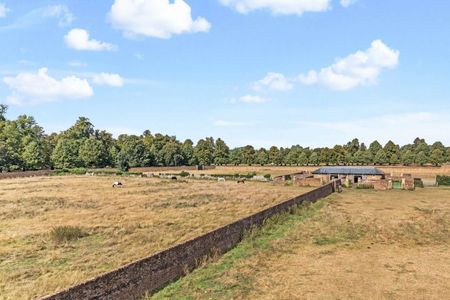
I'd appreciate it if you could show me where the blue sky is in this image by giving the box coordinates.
[0,0,449,148]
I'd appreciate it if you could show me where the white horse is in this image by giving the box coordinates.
[112,181,123,188]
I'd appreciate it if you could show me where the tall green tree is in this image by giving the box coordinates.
[241,145,256,165]
[298,152,309,166]
[161,141,184,166]
[51,139,82,169]
[415,151,428,166]
[374,149,388,165]
[79,138,108,168]
[309,152,320,165]
[194,138,215,165]
[268,146,280,165]
[369,140,382,157]
[213,138,230,165]
[181,139,195,165]
[255,148,269,165]
[401,149,415,165]
[430,149,445,166]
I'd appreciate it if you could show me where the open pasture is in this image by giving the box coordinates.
[0,175,312,299]
[152,187,450,299]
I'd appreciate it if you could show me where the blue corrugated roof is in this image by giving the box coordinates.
[312,166,384,175]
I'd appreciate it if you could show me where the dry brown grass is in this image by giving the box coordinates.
[152,187,450,300]
[0,175,313,299]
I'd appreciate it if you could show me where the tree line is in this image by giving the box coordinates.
[0,105,449,172]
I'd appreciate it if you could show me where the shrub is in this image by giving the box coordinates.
[50,226,88,243]
[264,174,272,179]
[355,183,374,189]
[414,178,424,188]
[51,168,87,175]
[180,171,190,177]
[70,168,88,175]
[437,175,450,186]
[245,172,257,179]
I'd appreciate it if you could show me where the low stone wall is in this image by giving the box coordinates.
[0,170,53,180]
[294,177,322,187]
[131,165,216,172]
[42,181,340,300]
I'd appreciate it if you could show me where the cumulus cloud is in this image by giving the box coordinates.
[340,0,358,7]
[252,72,293,92]
[297,40,399,90]
[109,0,211,39]
[239,94,270,103]
[3,68,93,105]
[65,28,116,51]
[0,3,9,18]
[92,73,124,87]
[219,0,331,15]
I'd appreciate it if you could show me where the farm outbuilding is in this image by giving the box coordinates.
[312,166,385,184]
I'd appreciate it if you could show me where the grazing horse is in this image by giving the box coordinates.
[237,179,246,184]
[112,181,123,188]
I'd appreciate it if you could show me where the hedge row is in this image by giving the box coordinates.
[437,175,450,186]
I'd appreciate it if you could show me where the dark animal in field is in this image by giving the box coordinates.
[112,181,123,188]
[237,179,246,184]
[171,176,177,181]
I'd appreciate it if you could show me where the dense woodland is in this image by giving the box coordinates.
[1,104,449,171]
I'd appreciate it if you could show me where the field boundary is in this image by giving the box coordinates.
[42,180,341,300]
[0,170,53,180]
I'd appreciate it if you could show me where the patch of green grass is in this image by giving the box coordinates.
[50,226,88,243]
[314,236,339,245]
[149,199,326,300]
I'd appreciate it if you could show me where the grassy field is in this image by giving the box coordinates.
[0,175,313,299]
[151,187,450,300]
[132,165,450,180]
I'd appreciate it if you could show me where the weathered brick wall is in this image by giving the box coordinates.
[42,181,340,300]
[131,166,216,172]
[0,170,53,180]
[294,177,322,187]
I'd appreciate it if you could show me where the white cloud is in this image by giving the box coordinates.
[240,94,270,103]
[42,5,74,26]
[65,28,116,51]
[219,0,331,15]
[252,72,293,92]
[297,70,318,85]
[92,73,124,87]
[0,3,9,18]
[109,0,211,39]
[298,40,399,90]
[340,0,358,7]
[3,68,93,105]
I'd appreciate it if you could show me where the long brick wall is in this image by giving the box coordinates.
[42,180,340,300]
